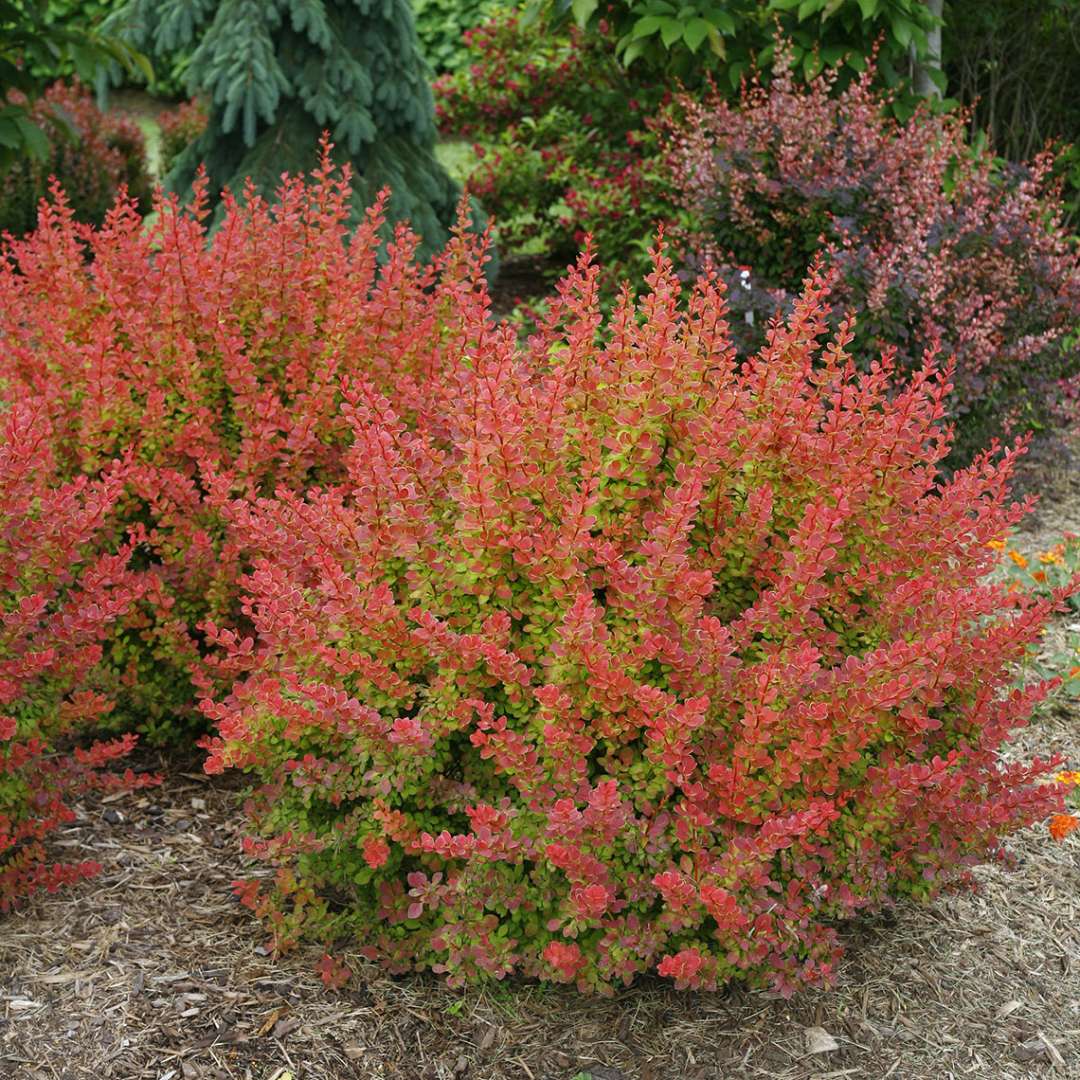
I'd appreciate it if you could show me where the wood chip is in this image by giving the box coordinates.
[805,1025,840,1054]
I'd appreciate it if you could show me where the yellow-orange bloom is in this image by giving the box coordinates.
[1032,569,1047,583]
[1048,814,1080,842]
[987,539,1006,551]
[1039,548,1064,565]
[1056,771,1080,786]
[1008,550,1028,569]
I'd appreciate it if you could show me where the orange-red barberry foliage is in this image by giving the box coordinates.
[0,146,493,741]
[0,401,156,909]
[199,222,1068,993]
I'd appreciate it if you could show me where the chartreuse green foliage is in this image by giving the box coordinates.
[105,0,462,256]
[189,170,1068,993]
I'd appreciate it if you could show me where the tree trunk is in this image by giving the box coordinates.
[913,0,945,99]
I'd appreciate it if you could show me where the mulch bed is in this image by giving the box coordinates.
[2,448,1078,1080]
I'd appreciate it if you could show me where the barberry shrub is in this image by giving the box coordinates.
[0,150,493,741]
[0,80,152,237]
[0,401,155,910]
[665,49,1080,463]
[202,247,1068,995]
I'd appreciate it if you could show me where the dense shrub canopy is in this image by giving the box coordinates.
[0,155,492,740]
[0,400,155,909]
[413,0,501,73]
[194,201,1066,993]
[665,50,1080,461]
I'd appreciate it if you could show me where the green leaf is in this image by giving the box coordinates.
[631,14,663,38]
[683,16,711,50]
[856,0,880,17]
[660,16,684,46]
[890,15,915,48]
[0,117,21,149]
[704,6,735,32]
[879,56,901,86]
[14,113,50,159]
[571,0,598,27]
[131,49,155,85]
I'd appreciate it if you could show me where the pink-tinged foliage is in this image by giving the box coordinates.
[665,47,1080,459]
[0,145,493,740]
[201,239,1069,994]
[0,401,156,909]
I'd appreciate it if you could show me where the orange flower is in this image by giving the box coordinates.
[1048,814,1080,842]
[1008,550,1028,568]
[1039,548,1064,565]
[1031,569,1047,583]
[1055,771,1080,786]
[1071,666,1080,679]
[987,539,1006,550]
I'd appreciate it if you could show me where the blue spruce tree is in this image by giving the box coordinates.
[109,0,462,256]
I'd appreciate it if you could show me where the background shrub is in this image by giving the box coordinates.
[0,400,155,910]
[0,155,492,742]
[0,79,152,237]
[157,97,207,178]
[665,49,1080,463]
[0,0,151,171]
[202,234,1066,994]
[434,13,673,287]
[530,0,939,98]
[413,0,505,73]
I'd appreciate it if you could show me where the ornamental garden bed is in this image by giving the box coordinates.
[2,448,1077,1080]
